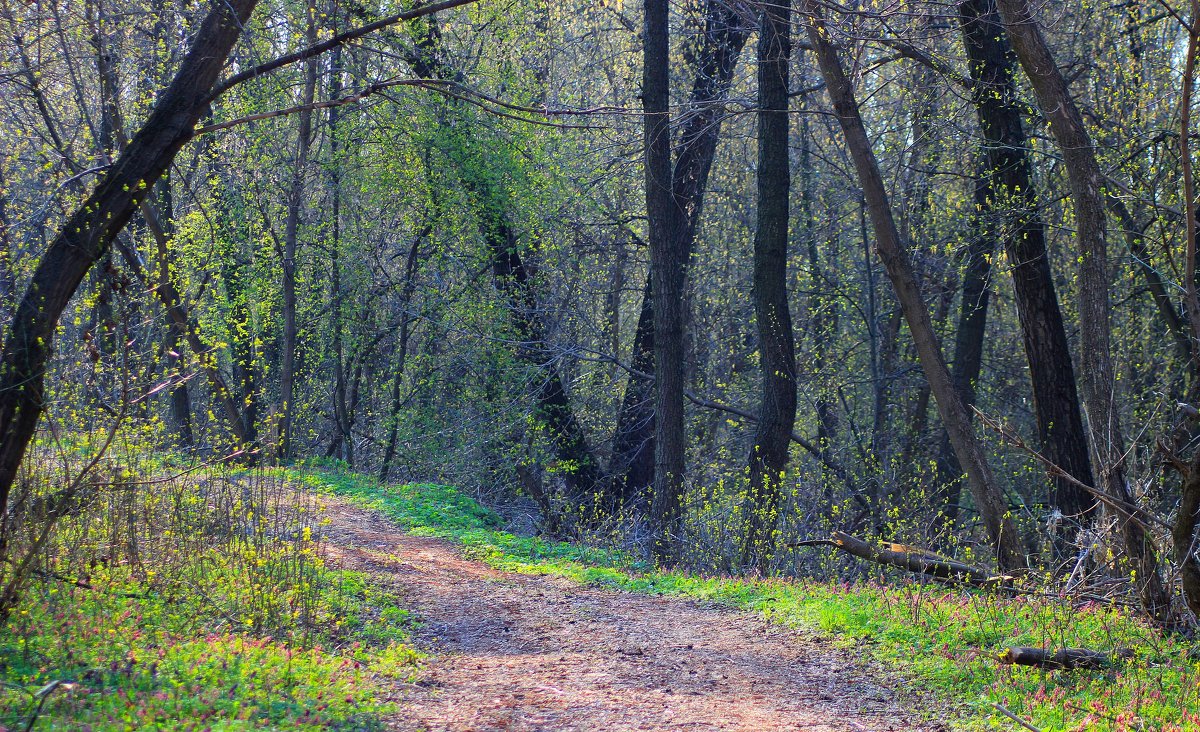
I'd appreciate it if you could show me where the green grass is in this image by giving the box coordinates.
[304,468,1200,732]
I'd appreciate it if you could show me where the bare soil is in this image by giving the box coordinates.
[321,498,951,732]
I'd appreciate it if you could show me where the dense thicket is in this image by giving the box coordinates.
[4,0,1200,625]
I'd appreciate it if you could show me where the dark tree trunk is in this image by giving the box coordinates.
[643,0,687,562]
[1175,450,1200,618]
[934,204,993,527]
[995,0,1171,619]
[404,19,603,521]
[226,256,260,450]
[491,225,603,516]
[379,234,423,484]
[741,0,795,572]
[154,177,194,448]
[608,296,656,507]
[326,41,352,465]
[801,0,1027,571]
[608,0,751,511]
[937,0,1097,554]
[0,0,259,550]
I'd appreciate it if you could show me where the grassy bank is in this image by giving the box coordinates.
[305,468,1200,732]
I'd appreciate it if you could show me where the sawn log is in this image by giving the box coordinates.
[998,646,1132,670]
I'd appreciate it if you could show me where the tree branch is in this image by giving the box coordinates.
[207,0,482,102]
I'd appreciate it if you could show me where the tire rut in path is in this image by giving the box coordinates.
[321,499,948,732]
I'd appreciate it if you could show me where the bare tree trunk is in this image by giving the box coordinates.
[379,235,423,484]
[934,203,994,526]
[742,0,795,571]
[154,178,194,448]
[1174,449,1200,618]
[609,0,751,511]
[948,0,1098,557]
[278,2,319,462]
[800,0,1026,571]
[325,37,352,465]
[995,0,1171,618]
[643,0,687,562]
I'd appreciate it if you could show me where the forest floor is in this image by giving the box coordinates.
[320,497,949,732]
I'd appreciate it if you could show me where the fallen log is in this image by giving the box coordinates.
[794,531,1013,587]
[998,646,1132,670]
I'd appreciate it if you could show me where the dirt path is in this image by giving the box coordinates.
[321,498,949,732]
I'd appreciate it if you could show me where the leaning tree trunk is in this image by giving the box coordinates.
[404,18,603,524]
[741,0,796,572]
[995,0,1172,620]
[939,0,1097,555]
[0,0,259,524]
[800,0,1027,572]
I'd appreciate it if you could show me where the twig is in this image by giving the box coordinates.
[24,680,72,732]
[990,702,1043,732]
[974,409,1168,531]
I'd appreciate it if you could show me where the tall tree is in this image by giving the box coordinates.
[741,0,795,571]
[995,0,1171,617]
[643,0,687,561]
[937,0,1096,552]
[800,0,1026,571]
[608,0,751,510]
[278,0,320,461]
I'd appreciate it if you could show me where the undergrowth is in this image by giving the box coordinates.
[0,459,422,731]
[305,467,1200,732]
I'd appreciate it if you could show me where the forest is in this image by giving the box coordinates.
[4,0,1200,728]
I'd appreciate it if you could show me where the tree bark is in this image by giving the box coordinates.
[0,0,258,518]
[608,0,751,511]
[797,531,1011,587]
[995,0,1172,620]
[643,0,687,562]
[741,0,795,571]
[939,0,1097,551]
[278,2,319,462]
[1173,445,1200,618]
[152,178,193,448]
[999,646,1131,670]
[800,0,1026,571]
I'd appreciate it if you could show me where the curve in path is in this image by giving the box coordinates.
[322,499,948,732]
